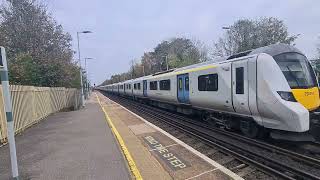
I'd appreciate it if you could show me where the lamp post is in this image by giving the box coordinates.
[84,57,93,97]
[142,65,145,76]
[76,31,92,107]
[162,55,168,71]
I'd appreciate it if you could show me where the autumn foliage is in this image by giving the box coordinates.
[0,0,81,88]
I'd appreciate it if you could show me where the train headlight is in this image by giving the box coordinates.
[277,91,297,102]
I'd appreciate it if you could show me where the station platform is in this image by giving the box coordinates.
[96,92,244,180]
[0,92,244,180]
[0,94,130,180]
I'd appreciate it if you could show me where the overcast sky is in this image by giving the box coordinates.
[46,0,320,85]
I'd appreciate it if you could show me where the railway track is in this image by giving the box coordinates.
[104,93,320,180]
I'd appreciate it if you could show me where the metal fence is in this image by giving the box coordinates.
[0,85,81,143]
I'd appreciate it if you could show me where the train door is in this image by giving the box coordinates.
[143,80,147,97]
[177,74,190,103]
[232,60,251,115]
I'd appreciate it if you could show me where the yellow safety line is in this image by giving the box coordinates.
[95,93,143,180]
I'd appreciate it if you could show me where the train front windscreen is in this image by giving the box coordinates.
[274,52,320,111]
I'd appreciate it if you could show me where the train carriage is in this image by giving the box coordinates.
[101,43,320,141]
[132,77,145,98]
[146,73,178,104]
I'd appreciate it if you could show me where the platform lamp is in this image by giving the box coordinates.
[0,47,19,180]
[162,55,168,71]
[76,30,92,107]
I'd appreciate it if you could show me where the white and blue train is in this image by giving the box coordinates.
[98,44,320,141]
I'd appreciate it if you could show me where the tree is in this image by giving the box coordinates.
[213,17,298,57]
[0,0,79,88]
[311,37,320,82]
[9,53,41,85]
[152,38,203,71]
[193,39,210,62]
[167,38,201,68]
[141,52,154,75]
[310,59,320,82]
[317,36,320,58]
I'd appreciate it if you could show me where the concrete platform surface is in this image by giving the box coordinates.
[98,92,244,180]
[0,96,130,180]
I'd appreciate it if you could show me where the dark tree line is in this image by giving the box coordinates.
[0,0,82,88]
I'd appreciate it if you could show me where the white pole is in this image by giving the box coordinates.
[77,32,85,107]
[85,58,93,97]
[0,47,19,180]
[166,55,168,71]
[84,58,87,99]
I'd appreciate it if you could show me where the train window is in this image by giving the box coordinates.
[198,74,218,91]
[150,81,158,90]
[236,67,244,94]
[137,83,141,90]
[179,78,182,90]
[134,83,137,90]
[128,84,131,89]
[274,52,317,89]
[160,79,170,90]
[185,77,189,91]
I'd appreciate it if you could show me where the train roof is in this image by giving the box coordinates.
[248,43,303,57]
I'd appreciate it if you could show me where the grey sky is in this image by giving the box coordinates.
[47,0,320,85]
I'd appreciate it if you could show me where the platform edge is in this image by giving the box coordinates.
[95,93,143,180]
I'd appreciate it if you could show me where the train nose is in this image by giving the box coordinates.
[292,87,320,111]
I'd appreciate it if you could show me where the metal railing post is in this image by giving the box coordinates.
[0,47,19,180]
